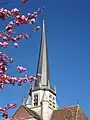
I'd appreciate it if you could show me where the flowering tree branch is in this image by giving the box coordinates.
[0,0,42,119]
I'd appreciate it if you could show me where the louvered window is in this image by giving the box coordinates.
[34,94,38,106]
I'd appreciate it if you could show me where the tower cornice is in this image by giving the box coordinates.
[31,86,56,96]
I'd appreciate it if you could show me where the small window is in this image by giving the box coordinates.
[53,105,55,108]
[53,97,55,100]
[49,94,52,98]
[53,102,55,104]
[49,100,52,102]
[34,94,38,106]
[49,103,52,106]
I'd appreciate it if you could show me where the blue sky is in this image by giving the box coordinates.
[0,0,90,119]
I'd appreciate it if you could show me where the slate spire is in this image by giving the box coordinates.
[35,19,50,87]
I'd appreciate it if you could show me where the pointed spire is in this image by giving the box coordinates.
[35,19,50,87]
[26,95,31,105]
[26,95,32,108]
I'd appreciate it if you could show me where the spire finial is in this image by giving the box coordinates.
[22,96,25,105]
[76,100,80,106]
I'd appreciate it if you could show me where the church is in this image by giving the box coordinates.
[12,19,88,120]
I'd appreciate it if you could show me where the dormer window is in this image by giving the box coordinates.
[34,94,38,106]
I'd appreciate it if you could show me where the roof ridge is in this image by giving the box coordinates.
[53,105,79,112]
[61,105,79,110]
[24,105,42,120]
[23,105,37,118]
[79,106,89,120]
[12,105,22,119]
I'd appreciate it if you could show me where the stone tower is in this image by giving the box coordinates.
[26,19,57,120]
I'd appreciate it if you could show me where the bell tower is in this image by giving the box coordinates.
[26,19,57,120]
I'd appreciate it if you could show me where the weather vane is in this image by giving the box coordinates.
[77,100,80,105]
[21,96,26,105]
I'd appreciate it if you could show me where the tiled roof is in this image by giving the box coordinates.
[51,105,88,120]
[12,105,42,120]
[12,105,88,120]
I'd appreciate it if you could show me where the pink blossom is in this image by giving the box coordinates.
[0,107,6,112]
[2,112,8,119]
[0,83,4,89]
[9,58,14,63]
[32,26,40,32]
[22,0,28,4]
[3,54,8,59]
[17,66,27,73]
[38,8,43,14]
[0,52,3,56]
[2,42,8,48]
[18,82,22,86]
[0,41,2,46]
[5,21,14,31]
[30,18,36,24]
[33,12,38,18]
[13,43,18,48]
[0,70,3,74]
[8,29,15,34]
[0,8,11,19]
[11,8,20,17]
[21,15,26,20]
[33,77,37,80]
[3,36,8,41]
[6,103,17,109]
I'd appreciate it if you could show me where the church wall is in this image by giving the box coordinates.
[31,88,56,119]
[31,89,56,108]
